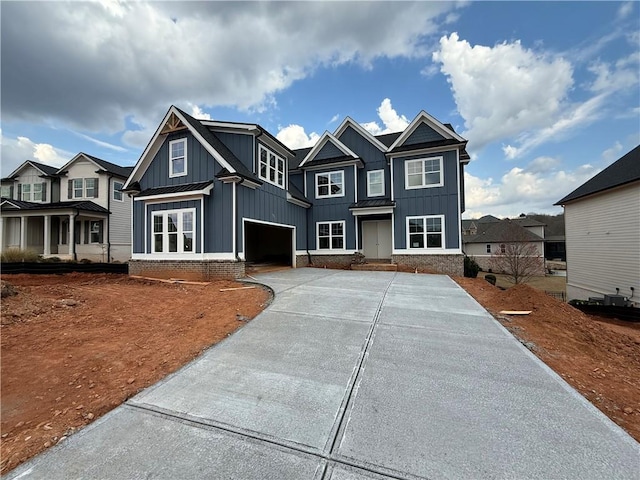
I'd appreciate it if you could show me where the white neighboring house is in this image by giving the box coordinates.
[0,154,134,262]
[555,145,640,307]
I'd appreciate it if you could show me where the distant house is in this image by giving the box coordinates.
[123,105,470,279]
[555,145,640,307]
[462,215,545,274]
[0,154,133,262]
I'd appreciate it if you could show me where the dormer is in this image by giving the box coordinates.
[298,132,363,170]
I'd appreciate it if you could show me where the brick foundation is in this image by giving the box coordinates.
[308,254,353,270]
[392,254,464,276]
[295,254,310,268]
[128,259,245,281]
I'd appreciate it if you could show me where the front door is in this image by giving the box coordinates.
[362,220,392,260]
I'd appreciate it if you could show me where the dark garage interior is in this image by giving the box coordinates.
[244,221,293,266]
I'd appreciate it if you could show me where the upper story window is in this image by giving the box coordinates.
[316,171,344,198]
[407,215,444,249]
[113,181,124,202]
[405,156,443,189]
[152,209,195,254]
[70,178,99,199]
[169,138,187,177]
[258,144,285,188]
[486,244,491,254]
[18,183,46,202]
[1,185,11,198]
[367,170,384,197]
[21,184,31,201]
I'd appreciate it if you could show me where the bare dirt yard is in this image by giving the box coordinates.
[0,273,269,475]
[455,276,640,442]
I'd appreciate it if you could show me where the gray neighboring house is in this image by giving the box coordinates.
[0,154,133,262]
[123,106,470,279]
[556,145,640,306]
[462,215,546,274]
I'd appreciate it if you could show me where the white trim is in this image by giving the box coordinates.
[286,193,311,208]
[405,156,444,190]
[299,132,359,167]
[301,159,362,171]
[316,220,346,251]
[200,197,205,258]
[257,143,286,189]
[306,249,355,256]
[353,164,358,203]
[113,180,125,202]
[406,214,446,250]
[242,218,297,267]
[56,153,101,177]
[131,252,237,261]
[390,157,395,201]
[232,182,237,257]
[355,216,359,251]
[388,110,464,151]
[391,212,395,252]
[169,138,188,178]
[315,170,345,199]
[333,117,389,153]
[200,120,259,132]
[151,208,196,254]
[456,148,462,251]
[392,248,463,255]
[366,169,385,197]
[243,217,296,229]
[350,206,395,216]
[387,144,462,160]
[7,160,57,179]
[134,186,212,203]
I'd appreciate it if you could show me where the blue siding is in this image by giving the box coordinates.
[404,123,445,146]
[306,166,356,250]
[205,180,233,253]
[138,132,217,190]
[314,141,345,160]
[146,200,202,253]
[337,126,389,200]
[236,181,308,252]
[392,149,460,249]
[132,201,145,253]
[216,132,254,174]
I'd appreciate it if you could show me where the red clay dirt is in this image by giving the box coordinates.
[0,273,269,475]
[455,276,640,442]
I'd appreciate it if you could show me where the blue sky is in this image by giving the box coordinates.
[2,1,638,218]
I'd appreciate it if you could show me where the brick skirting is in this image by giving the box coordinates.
[308,254,353,269]
[128,259,245,281]
[391,254,464,276]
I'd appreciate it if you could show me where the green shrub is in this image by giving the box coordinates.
[485,274,497,286]
[464,256,480,278]
[1,248,41,263]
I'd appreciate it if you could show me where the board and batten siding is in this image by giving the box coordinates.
[565,182,640,305]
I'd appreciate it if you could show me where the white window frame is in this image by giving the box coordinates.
[151,208,196,254]
[89,220,102,244]
[406,215,445,250]
[316,220,346,250]
[169,138,188,178]
[258,144,286,188]
[32,183,43,202]
[21,184,32,201]
[1,185,11,198]
[315,171,345,199]
[367,169,385,197]
[405,156,443,190]
[113,181,124,202]
[85,178,97,198]
[73,179,84,198]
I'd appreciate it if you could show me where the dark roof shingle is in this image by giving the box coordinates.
[137,181,213,198]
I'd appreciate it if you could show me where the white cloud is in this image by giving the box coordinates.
[72,132,128,152]
[276,125,320,149]
[433,32,574,153]
[602,141,623,162]
[189,104,212,121]
[464,158,599,217]
[1,131,72,175]
[618,2,634,19]
[329,114,340,124]
[361,98,409,135]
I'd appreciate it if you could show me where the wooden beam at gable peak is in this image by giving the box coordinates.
[160,112,188,134]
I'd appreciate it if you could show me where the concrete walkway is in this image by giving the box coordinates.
[7,269,638,479]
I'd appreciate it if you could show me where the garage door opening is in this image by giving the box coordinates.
[244,220,293,268]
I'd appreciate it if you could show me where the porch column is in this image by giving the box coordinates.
[43,215,51,255]
[20,216,27,250]
[68,214,75,256]
[0,216,4,251]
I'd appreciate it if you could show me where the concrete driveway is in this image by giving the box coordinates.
[7,269,638,479]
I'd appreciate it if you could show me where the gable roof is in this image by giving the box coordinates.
[124,105,260,189]
[462,219,543,244]
[333,117,389,153]
[388,110,465,151]
[298,131,360,168]
[0,199,109,214]
[57,153,133,179]
[5,160,60,179]
[555,145,640,205]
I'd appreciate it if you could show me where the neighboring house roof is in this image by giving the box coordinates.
[512,217,545,227]
[136,181,214,198]
[555,145,640,205]
[0,199,109,214]
[81,153,134,178]
[462,219,543,244]
[5,160,60,179]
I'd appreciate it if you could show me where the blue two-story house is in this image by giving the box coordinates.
[123,106,469,279]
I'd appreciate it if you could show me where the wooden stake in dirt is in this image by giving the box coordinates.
[499,310,532,315]
[219,286,256,292]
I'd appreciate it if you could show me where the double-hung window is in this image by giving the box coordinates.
[367,170,384,197]
[317,221,345,250]
[32,183,43,202]
[73,179,84,198]
[89,220,102,243]
[85,178,97,197]
[486,244,491,254]
[258,144,285,188]
[316,171,344,198]
[21,184,32,201]
[71,178,98,199]
[152,209,195,254]
[113,181,124,201]
[169,139,187,177]
[405,157,443,189]
[407,215,444,249]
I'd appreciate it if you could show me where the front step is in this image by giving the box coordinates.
[351,263,397,272]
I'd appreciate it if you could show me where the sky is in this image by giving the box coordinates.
[1,1,638,218]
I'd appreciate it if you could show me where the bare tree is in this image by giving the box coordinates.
[489,221,543,285]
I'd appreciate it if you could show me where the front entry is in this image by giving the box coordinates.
[362,220,392,260]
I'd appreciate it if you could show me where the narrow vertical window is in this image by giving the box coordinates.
[169,139,187,177]
[367,170,384,197]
